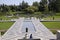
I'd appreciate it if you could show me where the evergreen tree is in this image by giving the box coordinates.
[20,1,29,10]
[55,0,60,12]
[39,0,48,12]
[48,0,56,12]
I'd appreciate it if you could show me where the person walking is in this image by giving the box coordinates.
[30,34,33,39]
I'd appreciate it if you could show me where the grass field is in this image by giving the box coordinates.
[42,22,60,29]
[43,16,60,20]
[42,22,60,34]
[0,22,14,30]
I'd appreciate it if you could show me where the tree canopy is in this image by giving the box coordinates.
[0,0,60,16]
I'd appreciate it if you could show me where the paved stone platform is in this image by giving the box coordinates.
[1,17,56,40]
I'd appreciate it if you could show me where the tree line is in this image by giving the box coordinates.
[0,0,60,16]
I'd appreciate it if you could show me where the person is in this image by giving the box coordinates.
[29,34,33,40]
[23,34,27,39]
[53,17,54,20]
[26,27,28,32]
[30,34,33,39]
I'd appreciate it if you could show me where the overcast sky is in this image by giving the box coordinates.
[0,0,41,5]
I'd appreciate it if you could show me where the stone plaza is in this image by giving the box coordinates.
[0,17,57,40]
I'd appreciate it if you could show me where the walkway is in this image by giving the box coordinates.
[1,17,56,40]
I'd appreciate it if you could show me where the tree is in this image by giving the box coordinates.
[32,1,39,7]
[9,5,17,12]
[39,2,45,11]
[55,0,60,12]
[41,0,47,5]
[0,4,11,15]
[19,1,29,11]
[25,6,38,14]
[39,0,48,12]
[48,0,56,12]
[1,4,8,12]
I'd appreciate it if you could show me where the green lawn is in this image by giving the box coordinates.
[43,16,60,20]
[43,13,60,20]
[42,22,60,34]
[42,22,60,29]
[0,22,14,30]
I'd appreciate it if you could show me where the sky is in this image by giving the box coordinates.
[0,0,41,5]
